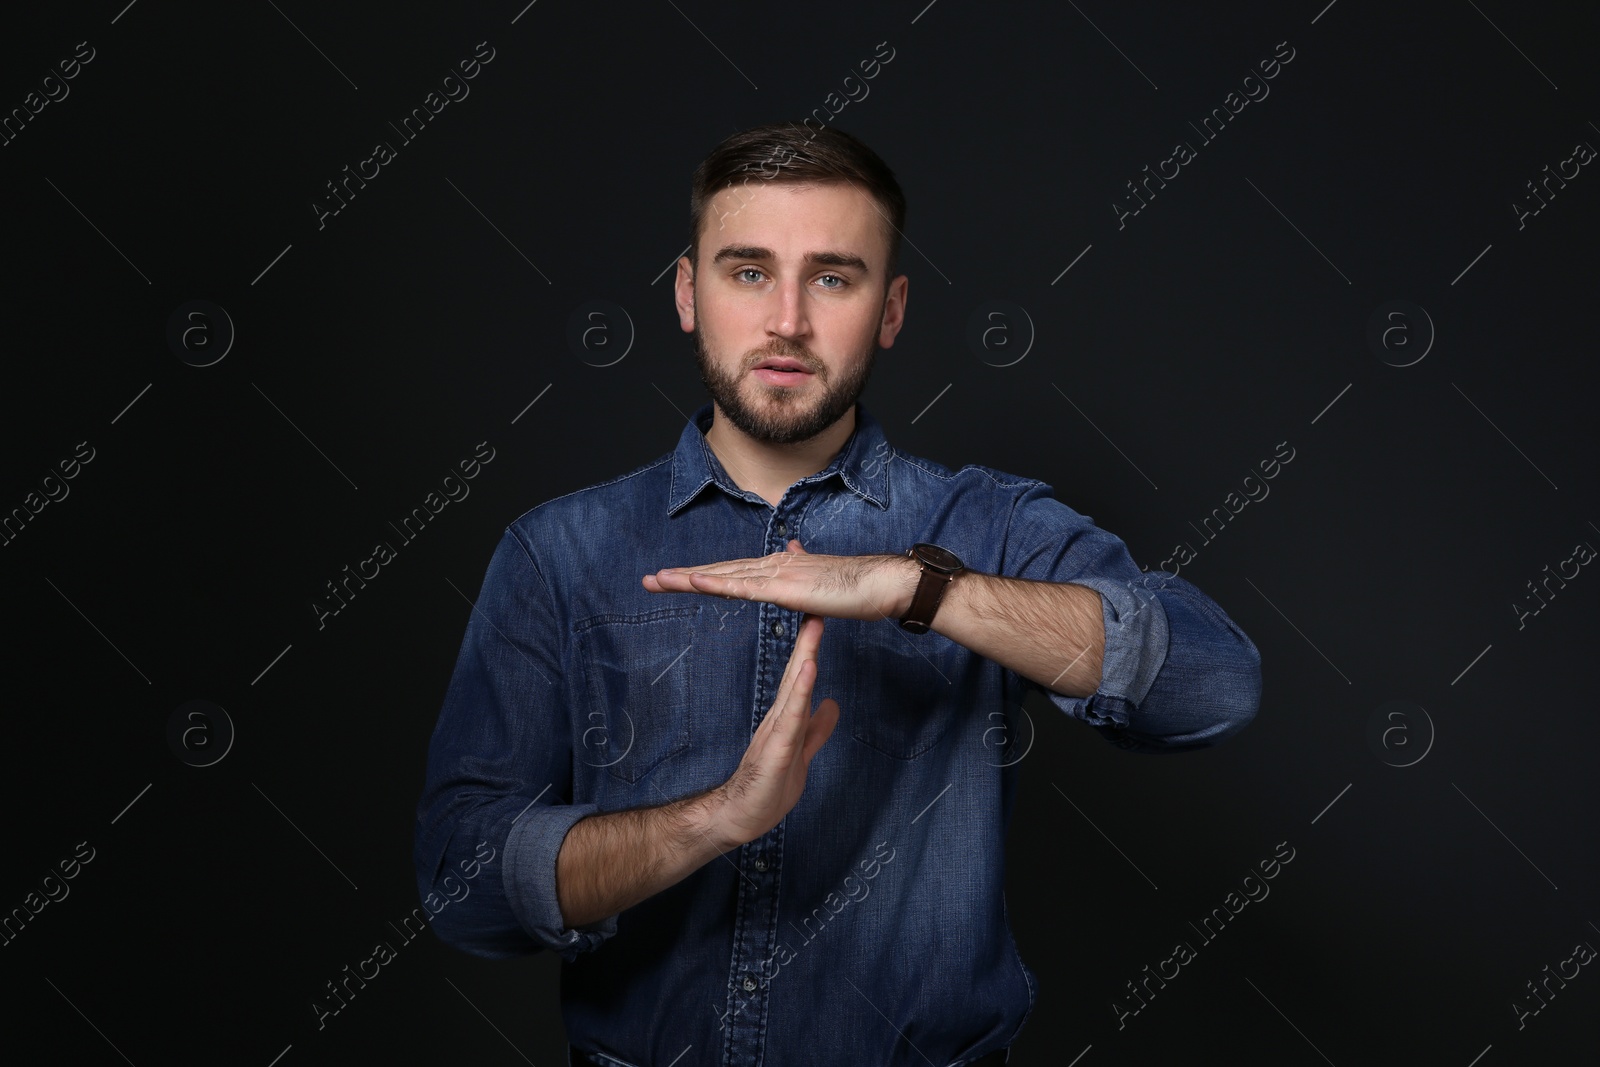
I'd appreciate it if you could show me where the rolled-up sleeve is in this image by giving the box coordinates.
[1002,482,1261,752]
[413,526,617,959]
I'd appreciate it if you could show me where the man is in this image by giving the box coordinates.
[414,122,1261,1066]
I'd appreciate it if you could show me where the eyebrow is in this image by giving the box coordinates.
[709,245,870,274]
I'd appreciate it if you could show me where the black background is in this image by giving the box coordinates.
[3,1,1597,1064]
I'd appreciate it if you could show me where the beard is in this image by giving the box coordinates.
[693,322,877,446]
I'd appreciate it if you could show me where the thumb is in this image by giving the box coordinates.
[787,538,808,554]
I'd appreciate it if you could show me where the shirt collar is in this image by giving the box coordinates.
[667,401,893,516]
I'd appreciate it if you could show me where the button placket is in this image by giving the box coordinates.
[722,518,793,1063]
[719,502,808,1060]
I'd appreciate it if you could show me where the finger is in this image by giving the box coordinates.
[781,629,827,735]
[688,572,761,598]
[659,557,763,576]
[643,571,699,593]
[772,614,821,692]
[757,615,826,746]
[783,616,825,709]
[766,657,816,755]
[794,615,824,668]
[786,538,808,554]
[756,627,811,741]
[801,697,840,763]
[702,570,782,600]
[656,572,742,602]
[795,612,824,652]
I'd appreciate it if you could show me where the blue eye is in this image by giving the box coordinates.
[817,275,845,289]
[737,269,763,283]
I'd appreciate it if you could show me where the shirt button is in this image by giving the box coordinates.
[743,975,758,992]
[775,520,788,537]
[771,621,784,636]
[754,856,769,872]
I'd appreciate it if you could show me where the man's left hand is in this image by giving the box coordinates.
[642,539,919,622]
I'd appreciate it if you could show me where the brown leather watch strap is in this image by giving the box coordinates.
[900,543,963,634]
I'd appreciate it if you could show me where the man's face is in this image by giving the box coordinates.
[675,180,907,445]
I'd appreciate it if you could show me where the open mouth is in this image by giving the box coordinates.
[752,358,814,386]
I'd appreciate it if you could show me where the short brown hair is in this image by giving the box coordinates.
[688,122,907,283]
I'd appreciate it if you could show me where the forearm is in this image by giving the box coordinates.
[927,569,1106,699]
[555,787,729,928]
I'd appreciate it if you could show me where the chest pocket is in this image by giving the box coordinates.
[849,619,966,760]
[572,606,698,783]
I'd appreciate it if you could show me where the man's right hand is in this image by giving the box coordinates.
[554,613,839,929]
[708,613,839,851]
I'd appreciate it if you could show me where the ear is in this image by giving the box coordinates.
[877,273,908,348]
[673,256,697,333]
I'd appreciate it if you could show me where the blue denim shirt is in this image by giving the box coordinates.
[414,402,1260,1067]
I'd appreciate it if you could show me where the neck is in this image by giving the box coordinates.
[704,405,857,508]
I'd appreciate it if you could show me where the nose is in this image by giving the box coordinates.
[765,274,811,341]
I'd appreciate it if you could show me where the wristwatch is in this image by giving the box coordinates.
[899,543,964,634]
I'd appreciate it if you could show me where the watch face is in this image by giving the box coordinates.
[912,543,963,573]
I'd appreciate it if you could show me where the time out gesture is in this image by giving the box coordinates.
[643,538,1106,701]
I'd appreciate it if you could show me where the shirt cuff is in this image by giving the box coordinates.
[1043,574,1170,729]
[503,802,618,961]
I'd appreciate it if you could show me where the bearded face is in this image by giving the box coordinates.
[692,316,877,445]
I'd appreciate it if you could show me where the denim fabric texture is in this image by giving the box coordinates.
[415,401,1261,1066]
